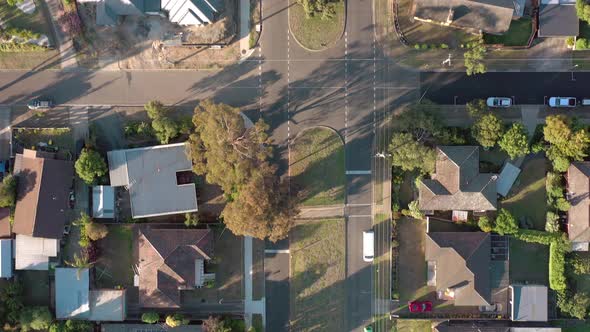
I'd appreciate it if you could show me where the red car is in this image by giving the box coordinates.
[408,301,432,313]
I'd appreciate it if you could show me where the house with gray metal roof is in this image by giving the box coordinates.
[510,285,548,322]
[96,0,221,26]
[426,231,492,306]
[419,146,498,213]
[107,143,198,219]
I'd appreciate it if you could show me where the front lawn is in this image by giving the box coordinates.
[501,156,548,230]
[509,237,549,285]
[291,127,345,206]
[483,18,532,46]
[394,319,432,332]
[289,1,345,50]
[396,217,429,303]
[12,127,74,160]
[95,225,134,288]
[290,219,345,332]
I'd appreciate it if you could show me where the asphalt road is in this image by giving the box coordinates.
[421,71,590,105]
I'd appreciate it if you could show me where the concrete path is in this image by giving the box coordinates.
[44,0,78,69]
[239,0,251,57]
[297,205,344,219]
[244,236,265,329]
[0,108,11,160]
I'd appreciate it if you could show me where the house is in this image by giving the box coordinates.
[96,0,221,26]
[539,0,579,37]
[413,0,525,35]
[55,268,126,321]
[107,143,198,219]
[509,285,548,322]
[92,185,115,219]
[566,162,590,250]
[103,324,203,332]
[13,149,73,270]
[0,239,12,278]
[418,146,497,214]
[137,225,214,308]
[425,231,491,306]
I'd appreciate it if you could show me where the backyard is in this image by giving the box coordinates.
[483,18,532,47]
[290,219,345,332]
[289,1,345,50]
[509,237,549,285]
[501,156,548,230]
[290,127,345,206]
[95,225,134,289]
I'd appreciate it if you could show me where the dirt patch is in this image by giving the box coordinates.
[76,0,240,69]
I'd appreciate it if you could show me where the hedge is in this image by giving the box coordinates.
[512,229,561,245]
[550,241,567,292]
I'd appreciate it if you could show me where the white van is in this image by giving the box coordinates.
[363,230,374,262]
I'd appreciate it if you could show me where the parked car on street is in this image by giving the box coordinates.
[486,97,511,108]
[68,191,75,209]
[27,98,54,110]
[408,301,432,313]
[549,97,577,108]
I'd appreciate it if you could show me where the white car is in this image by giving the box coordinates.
[549,97,577,108]
[486,97,511,108]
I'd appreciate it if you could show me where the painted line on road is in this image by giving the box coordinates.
[265,249,290,254]
[346,170,371,175]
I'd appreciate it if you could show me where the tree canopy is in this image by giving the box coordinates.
[19,306,52,332]
[203,316,231,332]
[499,123,529,159]
[577,0,590,23]
[75,148,107,185]
[544,115,590,172]
[0,174,17,208]
[494,208,518,235]
[145,100,180,144]
[464,38,487,76]
[388,132,436,174]
[466,99,487,118]
[472,113,503,148]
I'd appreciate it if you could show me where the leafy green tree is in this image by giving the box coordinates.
[85,222,108,241]
[544,115,590,172]
[555,197,572,212]
[145,100,180,144]
[494,208,518,235]
[1,280,23,324]
[141,312,160,324]
[558,291,590,319]
[478,216,493,232]
[464,38,487,76]
[401,200,424,220]
[577,0,590,23]
[166,314,189,327]
[0,174,17,208]
[203,316,231,332]
[19,307,52,332]
[466,99,487,118]
[388,132,436,174]
[75,148,107,185]
[472,113,503,148]
[545,211,560,233]
[499,123,529,159]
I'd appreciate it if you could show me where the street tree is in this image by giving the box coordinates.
[466,99,487,118]
[464,38,487,76]
[0,174,17,208]
[499,123,530,159]
[388,132,436,174]
[472,113,503,148]
[144,100,180,144]
[75,148,107,185]
[494,208,519,235]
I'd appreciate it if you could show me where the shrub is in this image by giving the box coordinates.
[558,290,589,319]
[513,229,561,245]
[494,208,518,235]
[141,312,159,324]
[75,148,107,185]
[566,37,575,47]
[531,142,545,153]
[549,239,569,292]
[85,222,108,241]
[440,43,449,49]
[478,216,493,232]
[545,211,560,233]
[414,44,420,50]
[19,307,53,332]
[420,44,428,50]
[568,254,590,275]
[401,200,424,220]
[166,314,188,327]
[184,213,199,227]
[0,42,46,52]
[576,38,590,50]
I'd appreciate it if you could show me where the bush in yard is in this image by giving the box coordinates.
[0,174,17,208]
[440,43,449,49]
[50,320,93,332]
[494,208,518,235]
[568,254,590,274]
[513,229,560,245]
[6,0,24,6]
[203,316,231,332]
[75,148,107,185]
[555,197,571,212]
[478,216,493,232]
[184,213,199,227]
[165,314,188,327]
[85,222,108,241]
[464,37,487,76]
[545,211,560,233]
[499,123,529,159]
[472,113,503,148]
[576,38,590,50]
[19,306,52,332]
[577,0,590,23]
[558,290,590,319]
[566,37,575,47]
[401,200,425,220]
[549,239,570,292]
[141,312,160,324]
[546,172,564,199]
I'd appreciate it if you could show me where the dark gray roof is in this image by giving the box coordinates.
[419,146,497,211]
[413,0,516,34]
[426,232,492,306]
[539,4,579,37]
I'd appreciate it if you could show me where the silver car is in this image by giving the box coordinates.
[548,97,577,108]
[486,97,511,108]
[27,99,54,110]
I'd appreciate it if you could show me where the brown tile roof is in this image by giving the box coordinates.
[0,208,11,238]
[567,162,590,242]
[426,232,491,306]
[13,150,73,239]
[419,146,497,212]
[138,226,212,308]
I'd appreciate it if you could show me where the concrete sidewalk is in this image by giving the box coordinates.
[239,0,253,58]
[244,236,265,329]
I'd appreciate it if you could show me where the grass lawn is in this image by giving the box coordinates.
[290,219,345,332]
[509,237,549,285]
[483,18,532,46]
[397,217,429,302]
[95,225,134,288]
[289,1,345,50]
[291,127,345,206]
[13,127,73,150]
[394,319,431,332]
[17,270,49,306]
[501,156,548,230]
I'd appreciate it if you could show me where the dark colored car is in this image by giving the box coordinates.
[68,191,75,209]
[27,98,54,110]
[408,301,432,313]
